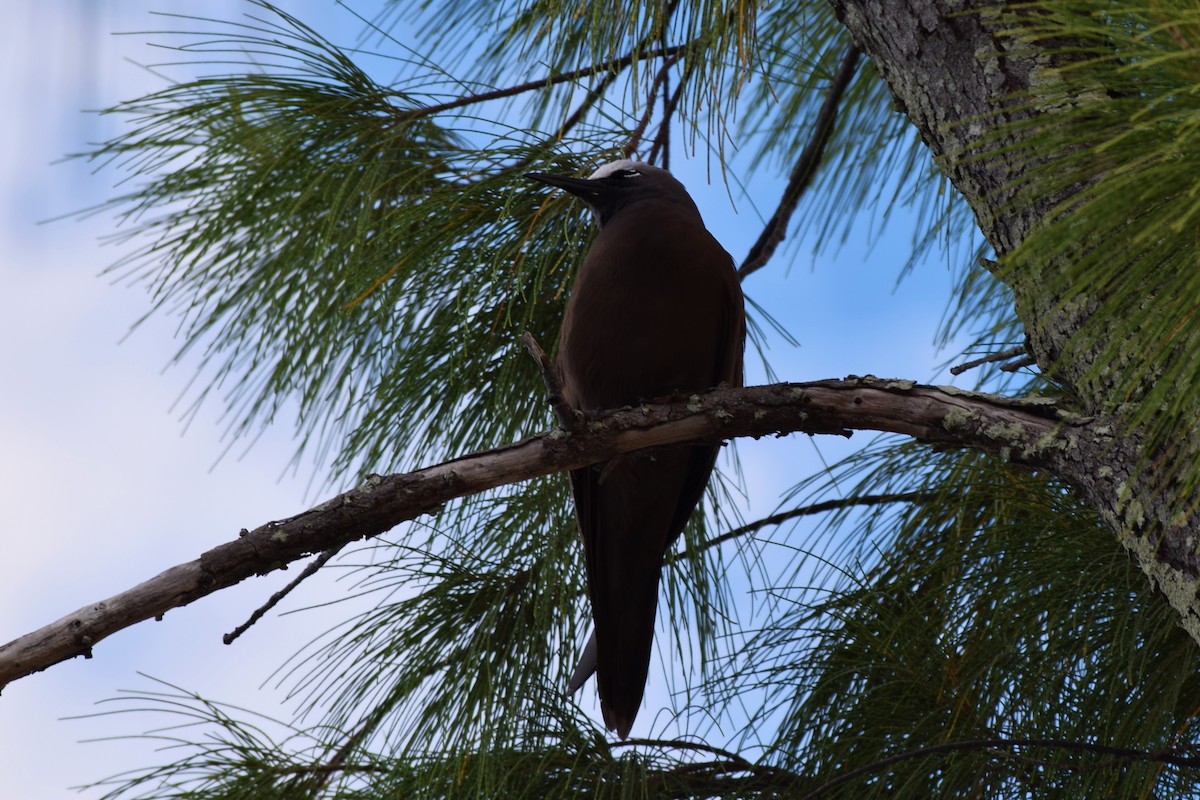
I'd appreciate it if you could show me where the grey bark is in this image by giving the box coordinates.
[830,1,1200,640]
[0,378,1090,689]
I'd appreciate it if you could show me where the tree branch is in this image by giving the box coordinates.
[950,345,1027,376]
[646,58,692,166]
[0,377,1090,691]
[670,491,934,563]
[222,544,343,645]
[392,41,694,122]
[519,331,578,431]
[624,58,676,158]
[738,44,861,279]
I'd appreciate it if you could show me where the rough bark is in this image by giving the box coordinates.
[1,378,1091,690]
[830,1,1200,642]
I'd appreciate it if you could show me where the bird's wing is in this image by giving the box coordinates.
[664,260,745,542]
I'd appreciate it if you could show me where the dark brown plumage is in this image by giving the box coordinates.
[527,160,745,739]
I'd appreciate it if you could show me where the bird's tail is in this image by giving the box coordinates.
[567,630,597,694]
[589,452,690,739]
[594,569,662,739]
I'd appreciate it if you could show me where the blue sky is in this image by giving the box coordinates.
[0,3,973,797]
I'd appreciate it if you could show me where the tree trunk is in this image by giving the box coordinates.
[830,0,1200,642]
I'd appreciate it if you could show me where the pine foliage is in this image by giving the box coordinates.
[70,1,1200,798]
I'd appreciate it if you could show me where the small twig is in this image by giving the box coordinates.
[519,331,579,430]
[738,44,861,279]
[628,0,682,163]
[1000,354,1039,372]
[658,6,673,170]
[622,0,682,159]
[647,59,693,165]
[669,491,932,563]
[392,42,694,124]
[660,55,672,169]
[223,544,343,645]
[508,71,624,174]
[295,692,405,794]
[613,736,753,767]
[950,345,1028,376]
[625,58,676,158]
[554,71,619,141]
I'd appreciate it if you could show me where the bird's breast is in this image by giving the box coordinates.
[558,212,738,411]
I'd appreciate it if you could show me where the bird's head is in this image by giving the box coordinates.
[526,159,701,227]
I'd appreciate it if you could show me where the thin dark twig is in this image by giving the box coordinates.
[659,3,673,170]
[621,0,682,159]
[614,736,753,767]
[669,491,931,563]
[293,691,407,794]
[1001,355,1038,372]
[738,45,861,279]
[801,738,1200,800]
[517,9,686,169]
[647,58,694,166]
[508,70,624,174]
[647,0,749,167]
[660,51,672,169]
[271,763,390,776]
[223,544,344,645]
[951,345,1028,375]
[625,58,677,158]
[554,70,619,141]
[655,0,680,169]
[519,331,580,431]
[392,41,694,122]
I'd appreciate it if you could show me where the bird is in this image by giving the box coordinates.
[526,159,745,739]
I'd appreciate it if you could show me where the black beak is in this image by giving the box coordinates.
[525,172,602,200]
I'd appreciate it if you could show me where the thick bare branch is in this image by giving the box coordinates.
[0,377,1091,691]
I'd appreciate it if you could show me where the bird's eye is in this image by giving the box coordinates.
[618,169,641,178]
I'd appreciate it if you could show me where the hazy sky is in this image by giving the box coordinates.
[0,3,968,797]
